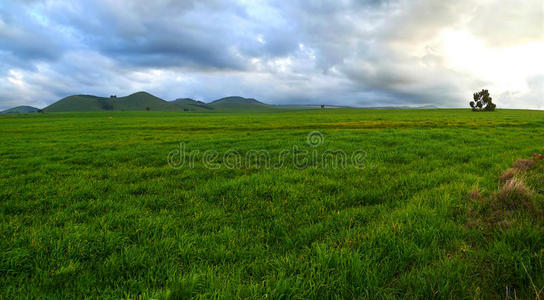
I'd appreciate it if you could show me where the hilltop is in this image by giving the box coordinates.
[43,92,203,112]
[208,96,270,110]
[3,92,318,113]
[171,98,214,110]
[0,105,40,114]
[210,96,262,105]
[39,92,277,113]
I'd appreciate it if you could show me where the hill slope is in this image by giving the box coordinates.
[209,96,271,110]
[43,92,201,112]
[1,106,40,114]
[39,93,287,113]
[44,95,114,112]
[172,98,214,110]
[112,92,176,111]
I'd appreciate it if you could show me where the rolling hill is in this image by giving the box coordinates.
[0,105,40,114]
[43,92,201,112]
[171,98,214,110]
[208,96,271,110]
[29,92,302,113]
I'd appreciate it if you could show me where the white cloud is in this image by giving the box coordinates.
[0,0,542,110]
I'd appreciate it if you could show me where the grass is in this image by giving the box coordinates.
[1,108,543,298]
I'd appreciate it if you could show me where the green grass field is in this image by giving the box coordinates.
[1,109,543,298]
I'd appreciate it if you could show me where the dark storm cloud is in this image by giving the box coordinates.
[0,0,542,110]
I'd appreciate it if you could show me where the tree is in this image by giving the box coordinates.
[470,89,496,111]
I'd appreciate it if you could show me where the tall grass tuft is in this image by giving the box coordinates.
[493,178,533,210]
[499,168,516,183]
[512,158,536,172]
[469,187,482,200]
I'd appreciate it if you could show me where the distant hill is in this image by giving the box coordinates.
[209,96,270,110]
[0,105,40,114]
[172,98,214,110]
[3,93,446,114]
[41,92,273,113]
[43,92,203,112]
[210,96,263,105]
[24,92,320,113]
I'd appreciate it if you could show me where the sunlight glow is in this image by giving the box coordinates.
[440,29,544,95]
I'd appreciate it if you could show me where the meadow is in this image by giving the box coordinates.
[1,109,543,298]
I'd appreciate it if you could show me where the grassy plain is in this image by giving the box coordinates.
[1,109,543,298]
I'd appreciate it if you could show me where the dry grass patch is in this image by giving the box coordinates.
[492,178,533,211]
[512,158,536,171]
[500,168,516,183]
[469,188,482,200]
[533,153,544,160]
[468,155,544,229]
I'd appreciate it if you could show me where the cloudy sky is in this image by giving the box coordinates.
[0,0,542,110]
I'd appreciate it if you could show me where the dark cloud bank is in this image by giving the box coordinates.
[0,0,542,110]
